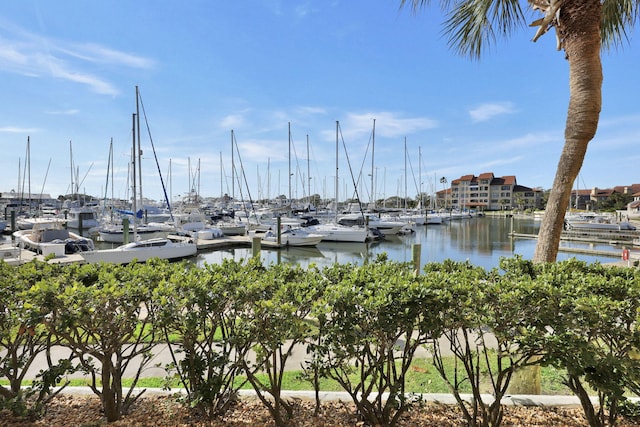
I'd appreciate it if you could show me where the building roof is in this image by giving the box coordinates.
[451,173,518,187]
[513,184,534,192]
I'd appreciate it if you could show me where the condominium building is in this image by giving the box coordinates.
[436,172,543,211]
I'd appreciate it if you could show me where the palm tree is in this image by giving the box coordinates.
[400,0,638,263]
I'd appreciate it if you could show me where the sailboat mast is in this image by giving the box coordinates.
[288,122,292,203]
[231,130,235,200]
[404,137,408,211]
[335,120,339,221]
[27,137,31,213]
[131,113,138,238]
[306,134,311,208]
[69,140,73,200]
[419,146,422,209]
[371,119,375,207]
[135,86,143,207]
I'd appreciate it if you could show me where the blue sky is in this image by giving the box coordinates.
[1,1,638,204]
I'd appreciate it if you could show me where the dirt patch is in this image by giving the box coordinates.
[2,394,639,426]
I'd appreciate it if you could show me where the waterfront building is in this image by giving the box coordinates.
[435,172,543,211]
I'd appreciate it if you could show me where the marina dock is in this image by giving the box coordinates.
[509,229,640,261]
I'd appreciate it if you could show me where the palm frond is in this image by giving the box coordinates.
[443,0,526,59]
[400,0,527,59]
[600,0,639,50]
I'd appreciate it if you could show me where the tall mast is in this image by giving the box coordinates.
[335,120,339,222]
[404,137,408,211]
[27,136,31,213]
[371,119,375,207]
[219,152,223,199]
[306,134,311,208]
[419,146,422,209]
[131,112,138,238]
[288,122,292,203]
[135,86,143,207]
[231,130,235,200]
[69,140,73,200]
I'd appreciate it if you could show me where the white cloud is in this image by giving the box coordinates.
[45,109,79,115]
[0,21,154,95]
[0,126,38,133]
[220,113,247,129]
[339,111,438,140]
[469,102,517,123]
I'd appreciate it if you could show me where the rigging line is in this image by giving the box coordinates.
[137,89,175,222]
[221,159,231,197]
[232,131,257,218]
[39,158,52,202]
[337,122,365,216]
[289,132,308,200]
[77,162,94,190]
[102,141,112,211]
[353,127,374,202]
[406,148,421,198]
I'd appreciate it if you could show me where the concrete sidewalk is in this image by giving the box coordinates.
[57,386,599,407]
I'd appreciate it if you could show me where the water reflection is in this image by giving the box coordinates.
[195,216,622,270]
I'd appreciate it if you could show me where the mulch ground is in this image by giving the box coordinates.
[3,395,640,427]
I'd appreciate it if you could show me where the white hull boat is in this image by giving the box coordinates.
[260,228,325,247]
[215,221,247,236]
[168,222,225,250]
[1,244,25,266]
[13,221,94,256]
[97,223,172,243]
[16,216,66,230]
[65,207,100,230]
[305,223,370,243]
[81,238,197,264]
[337,213,406,236]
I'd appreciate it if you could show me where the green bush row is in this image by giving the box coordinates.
[1,255,639,427]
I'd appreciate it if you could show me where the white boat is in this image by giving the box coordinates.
[97,223,172,243]
[80,238,197,264]
[83,87,197,264]
[13,221,94,256]
[215,220,247,236]
[305,222,371,243]
[337,213,406,235]
[260,227,325,247]
[0,243,25,265]
[16,216,66,230]
[564,213,636,231]
[168,222,225,250]
[65,207,100,231]
[426,213,444,225]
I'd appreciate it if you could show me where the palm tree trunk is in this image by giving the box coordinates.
[533,0,602,263]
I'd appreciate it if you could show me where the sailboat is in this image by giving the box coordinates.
[305,121,370,243]
[81,87,196,264]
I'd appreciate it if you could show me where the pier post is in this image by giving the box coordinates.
[10,211,16,240]
[252,236,261,258]
[78,216,84,236]
[123,218,130,244]
[412,243,421,275]
[277,217,282,246]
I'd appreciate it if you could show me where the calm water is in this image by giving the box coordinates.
[195,216,623,270]
[1,216,624,270]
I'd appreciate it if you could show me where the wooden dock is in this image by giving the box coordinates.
[509,231,640,260]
